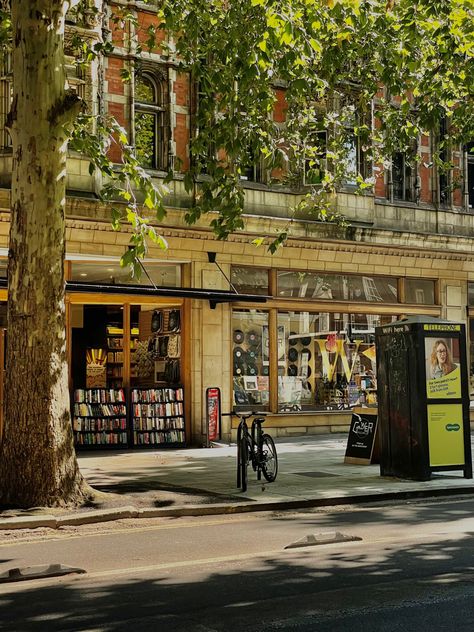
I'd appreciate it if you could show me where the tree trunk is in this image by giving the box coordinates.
[0,1,91,507]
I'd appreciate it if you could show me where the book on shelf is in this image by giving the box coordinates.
[131,387,185,446]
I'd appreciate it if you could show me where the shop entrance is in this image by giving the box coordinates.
[69,297,187,450]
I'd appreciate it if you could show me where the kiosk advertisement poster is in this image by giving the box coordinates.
[206,387,221,443]
[425,334,461,399]
[427,403,464,467]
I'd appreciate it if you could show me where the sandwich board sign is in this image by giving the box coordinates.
[344,407,379,465]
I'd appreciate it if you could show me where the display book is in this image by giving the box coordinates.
[131,386,185,447]
[72,388,128,448]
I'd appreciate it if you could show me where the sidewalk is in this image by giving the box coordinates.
[1,434,474,530]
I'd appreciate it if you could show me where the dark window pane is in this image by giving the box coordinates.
[277,272,398,303]
[468,282,474,307]
[135,76,155,104]
[231,267,269,295]
[70,262,181,287]
[405,279,435,305]
[135,112,156,169]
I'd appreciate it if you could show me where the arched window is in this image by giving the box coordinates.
[134,72,168,171]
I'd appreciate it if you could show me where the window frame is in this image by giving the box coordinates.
[134,68,169,172]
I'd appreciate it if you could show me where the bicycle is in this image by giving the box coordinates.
[235,410,278,492]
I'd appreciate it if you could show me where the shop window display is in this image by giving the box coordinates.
[70,305,124,390]
[131,305,182,387]
[277,311,397,412]
[232,310,269,411]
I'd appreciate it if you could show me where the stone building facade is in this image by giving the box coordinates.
[0,1,473,447]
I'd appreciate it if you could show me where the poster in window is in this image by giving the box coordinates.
[262,325,286,366]
[86,348,107,388]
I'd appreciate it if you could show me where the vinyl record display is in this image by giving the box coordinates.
[233,359,245,375]
[288,332,297,346]
[233,346,245,360]
[246,349,257,362]
[246,330,260,345]
[288,364,298,376]
[288,347,298,362]
[262,365,269,376]
[233,329,245,344]
[301,348,312,361]
[300,336,311,346]
[247,364,258,376]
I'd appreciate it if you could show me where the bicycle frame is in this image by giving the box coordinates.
[236,412,267,488]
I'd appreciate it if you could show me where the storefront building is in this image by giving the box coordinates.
[0,4,474,447]
[1,187,473,447]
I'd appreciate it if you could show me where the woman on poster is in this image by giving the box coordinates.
[430,339,457,379]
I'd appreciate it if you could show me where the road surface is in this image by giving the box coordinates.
[1,496,474,630]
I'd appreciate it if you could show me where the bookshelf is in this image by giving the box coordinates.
[73,388,128,448]
[131,387,185,447]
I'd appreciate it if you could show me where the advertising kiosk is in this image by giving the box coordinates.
[375,316,472,481]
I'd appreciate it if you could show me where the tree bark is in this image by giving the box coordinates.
[0,1,92,507]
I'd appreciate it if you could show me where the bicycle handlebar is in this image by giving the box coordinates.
[231,410,268,419]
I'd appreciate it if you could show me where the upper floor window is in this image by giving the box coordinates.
[391,151,414,202]
[466,142,474,211]
[338,94,370,186]
[304,130,327,186]
[437,116,451,207]
[240,154,264,183]
[134,71,169,171]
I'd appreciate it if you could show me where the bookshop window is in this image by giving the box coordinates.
[405,279,435,305]
[70,261,181,287]
[71,304,124,390]
[277,271,398,303]
[130,304,182,388]
[277,311,397,412]
[232,310,269,411]
[231,267,269,296]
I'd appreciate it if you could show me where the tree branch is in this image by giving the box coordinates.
[48,89,84,128]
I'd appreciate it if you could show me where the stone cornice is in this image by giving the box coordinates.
[0,188,473,261]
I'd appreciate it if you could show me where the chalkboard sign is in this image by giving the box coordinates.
[344,408,379,465]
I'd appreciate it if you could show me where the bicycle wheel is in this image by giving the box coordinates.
[240,434,249,492]
[261,434,278,482]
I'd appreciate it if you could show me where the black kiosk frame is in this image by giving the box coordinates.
[375,316,472,481]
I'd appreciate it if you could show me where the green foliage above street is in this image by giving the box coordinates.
[144,0,473,248]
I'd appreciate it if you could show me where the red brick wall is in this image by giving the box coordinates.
[274,89,287,123]
[174,113,189,172]
[137,12,165,54]
[107,57,125,96]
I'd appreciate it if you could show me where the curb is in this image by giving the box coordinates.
[1,486,474,530]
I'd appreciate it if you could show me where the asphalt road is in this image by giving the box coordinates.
[1,497,474,631]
